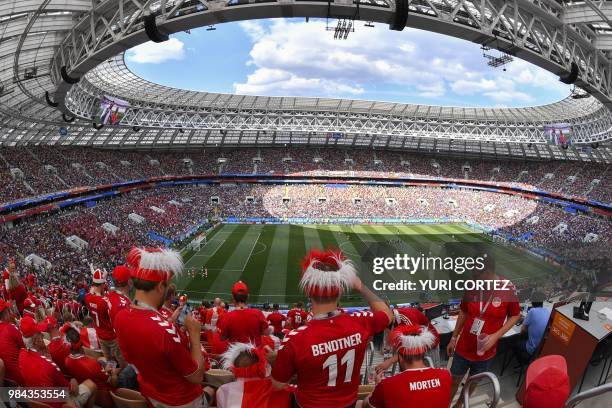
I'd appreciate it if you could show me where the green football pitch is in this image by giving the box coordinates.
[175,223,561,306]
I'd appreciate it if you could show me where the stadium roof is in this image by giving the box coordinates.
[1,0,612,160]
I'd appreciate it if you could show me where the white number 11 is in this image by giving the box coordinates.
[322,349,356,387]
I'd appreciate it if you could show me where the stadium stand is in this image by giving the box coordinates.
[2,0,612,406]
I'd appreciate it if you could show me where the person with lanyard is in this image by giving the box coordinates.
[270,248,392,408]
[446,256,520,408]
[114,247,210,408]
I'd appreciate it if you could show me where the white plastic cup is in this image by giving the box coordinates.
[476,334,489,356]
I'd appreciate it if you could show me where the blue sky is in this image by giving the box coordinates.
[126,18,571,108]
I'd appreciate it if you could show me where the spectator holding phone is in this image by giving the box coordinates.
[114,247,208,408]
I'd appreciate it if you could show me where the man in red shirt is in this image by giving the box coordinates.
[44,316,71,373]
[107,265,132,325]
[0,299,24,384]
[217,281,268,346]
[114,247,208,407]
[64,325,118,408]
[18,316,97,408]
[267,303,287,338]
[271,249,393,408]
[446,257,520,407]
[286,301,308,330]
[84,265,125,368]
[364,324,451,408]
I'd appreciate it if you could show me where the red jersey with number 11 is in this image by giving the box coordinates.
[272,311,389,408]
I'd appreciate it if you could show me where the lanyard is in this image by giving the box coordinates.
[479,290,493,317]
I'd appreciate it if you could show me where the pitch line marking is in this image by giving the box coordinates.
[241,231,262,271]
[185,233,227,265]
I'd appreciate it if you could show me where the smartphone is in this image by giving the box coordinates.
[177,304,191,326]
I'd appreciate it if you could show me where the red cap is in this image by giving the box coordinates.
[179,294,188,303]
[20,316,47,338]
[524,355,570,408]
[23,298,35,309]
[232,281,249,297]
[112,265,131,284]
[0,299,12,313]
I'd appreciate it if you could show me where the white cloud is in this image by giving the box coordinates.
[126,38,185,64]
[234,68,364,96]
[230,19,570,106]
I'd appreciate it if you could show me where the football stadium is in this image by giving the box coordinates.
[0,1,611,407]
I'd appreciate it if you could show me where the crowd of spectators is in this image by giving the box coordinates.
[0,147,610,205]
[0,183,609,292]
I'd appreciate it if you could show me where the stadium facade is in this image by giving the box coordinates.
[0,0,611,164]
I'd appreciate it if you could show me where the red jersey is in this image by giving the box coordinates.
[368,367,452,408]
[106,290,131,326]
[0,321,25,384]
[287,308,308,329]
[114,306,202,405]
[267,312,287,334]
[455,282,520,361]
[272,311,389,408]
[48,337,71,373]
[84,292,115,341]
[18,349,69,408]
[65,353,112,392]
[218,308,267,345]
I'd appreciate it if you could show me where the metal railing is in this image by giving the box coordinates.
[461,372,501,408]
[565,383,612,408]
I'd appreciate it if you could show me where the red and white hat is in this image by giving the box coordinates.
[112,265,131,285]
[524,355,570,408]
[299,249,356,298]
[127,247,183,283]
[389,324,437,356]
[90,264,107,284]
[221,342,269,379]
